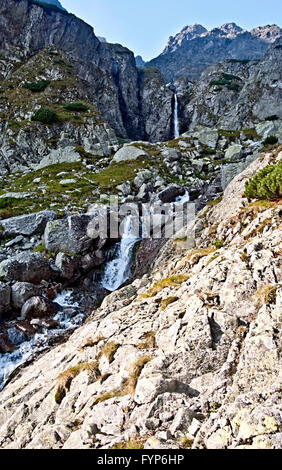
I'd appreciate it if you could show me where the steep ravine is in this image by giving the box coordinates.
[0,148,281,449]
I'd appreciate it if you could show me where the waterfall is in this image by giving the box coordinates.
[174,93,180,139]
[101,215,140,292]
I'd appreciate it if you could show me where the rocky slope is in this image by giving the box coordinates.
[147,23,282,82]
[0,147,281,449]
[0,0,173,142]
[175,37,282,134]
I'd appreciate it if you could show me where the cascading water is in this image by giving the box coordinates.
[101,215,141,292]
[174,93,180,139]
[101,193,190,292]
[0,291,84,391]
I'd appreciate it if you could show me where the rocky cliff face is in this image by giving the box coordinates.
[0,0,173,142]
[0,147,281,449]
[175,37,282,134]
[147,23,282,82]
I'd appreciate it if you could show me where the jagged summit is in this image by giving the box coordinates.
[147,22,282,81]
[163,24,207,54]
[210,22,244,37]
[251,24,282,42]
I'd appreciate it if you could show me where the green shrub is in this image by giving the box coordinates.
[0,197,15,209]
[263,135,279,146]
[31,108,60,124]
[22,80,50,92]
[221,72,241,82]
[64,102,89,112]
[244,160,282,200]
[227,83,240,91]
[265,115,279,121]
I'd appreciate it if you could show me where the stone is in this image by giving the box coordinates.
[112,145,149,163]
[44,215,94,254]
[0,253,54,283]
[11,282,42,309]
[161,149,182,161]
[59,179,76,185]
[35,147,81,170]
[55,253,77,280]
[20,296,61,320]
[193,127,219,149]
[224,144,242,160]
[1,211,58,237]
[116,183,131,196]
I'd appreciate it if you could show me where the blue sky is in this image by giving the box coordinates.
[62,0,282,60]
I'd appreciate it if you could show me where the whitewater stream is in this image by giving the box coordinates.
[174,93,180,138]
[0,291,85,391]
[0,193,190,390]
[101,192,190,291]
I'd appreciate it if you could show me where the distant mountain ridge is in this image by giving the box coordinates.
[147,22,282,81]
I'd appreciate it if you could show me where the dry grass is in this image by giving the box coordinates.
[100,342,120,364]
[160,296,179,311]
[137,331,156,350]
[140,275,189,299]
[254,284,280,309]
[180,434,194,449]
[55,361,100,404]
[92,355,152,406]
[111,438,146,449]
[185,246,216,266]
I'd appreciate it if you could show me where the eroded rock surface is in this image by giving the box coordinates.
[0,149,281,449]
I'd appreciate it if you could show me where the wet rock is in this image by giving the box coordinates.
[0,334,15,353]
[7,327,27,345]
[158,185,185,203]
[0,282,11,316]
[55,253,78,280]
[11,282,42,309]
[1,211,57,237]
[21,297,61,320]
[0,253,54,284]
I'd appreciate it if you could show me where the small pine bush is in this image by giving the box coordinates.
[64,102,89,112]
[31,108,60,124]
[265,115,279,121]
[23,80,50,92]
[263,135,279,146]
[245,160,282,200]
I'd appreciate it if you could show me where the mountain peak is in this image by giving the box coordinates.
[251,24,282,43]
[211,23,244,37]
[163,24,207,54]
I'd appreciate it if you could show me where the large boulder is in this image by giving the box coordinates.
[192,126,219,149]
[44,215,94,255]
[0,282,11,316]
[225,144,242,160]
[158,185,185,203]
[11,282,42,309]
[112,145,149,163]
[21,297,60,320]
[0,211,57,237]
[35,147,81,170]
[0,253,54,284]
